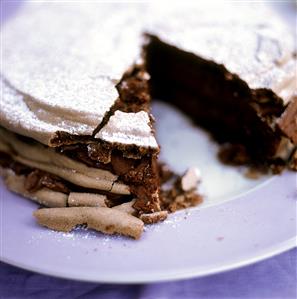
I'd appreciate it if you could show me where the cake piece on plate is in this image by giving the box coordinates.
[1,2,296,238]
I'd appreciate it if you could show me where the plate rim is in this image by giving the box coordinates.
[1,165,296,284]
[1,238,296,284]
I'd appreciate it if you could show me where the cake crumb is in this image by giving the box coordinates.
[158,163,175,184]
[181,167,201,191]
[289,149,297,170]
[160,166,203,213]
[244,168,262,179]
[140,211,168,224]
[218,144,251,166]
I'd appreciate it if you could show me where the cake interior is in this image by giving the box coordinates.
[145,36,287,168]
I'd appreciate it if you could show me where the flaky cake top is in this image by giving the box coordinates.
[1,2,296,146]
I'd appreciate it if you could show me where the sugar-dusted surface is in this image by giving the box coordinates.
[96,111,158,148]
[1,3,145,145]
[1,78,58,145]
[1,2,296,146]
[149,2,296,103]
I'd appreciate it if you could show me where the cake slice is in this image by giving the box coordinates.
[0,65,161,239]
[1,2,296,238]
[0,67,161,214]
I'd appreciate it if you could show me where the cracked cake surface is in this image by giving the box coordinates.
[1,2,296,145]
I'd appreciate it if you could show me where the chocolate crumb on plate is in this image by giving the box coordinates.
[160,167,203,213]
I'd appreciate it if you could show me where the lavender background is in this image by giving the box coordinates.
[1,1,296,298]
[0,249,296,299]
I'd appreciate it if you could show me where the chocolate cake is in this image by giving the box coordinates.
[1,2,296,238]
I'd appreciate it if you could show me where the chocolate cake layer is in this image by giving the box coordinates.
[145,36,294,166]
[0,127,160,212]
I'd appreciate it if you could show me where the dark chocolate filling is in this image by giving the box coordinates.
[145,35,285,162]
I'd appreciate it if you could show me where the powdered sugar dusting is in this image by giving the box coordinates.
[96,111,158,148]
[1,2,295,147]
[26,226,131,251]
[2,3,145,145]
[0,78,95,145]
[149,2,296,101]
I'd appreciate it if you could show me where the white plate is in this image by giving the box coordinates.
[1,102,296,283]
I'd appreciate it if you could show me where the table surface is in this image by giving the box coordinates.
[0,249,296,299]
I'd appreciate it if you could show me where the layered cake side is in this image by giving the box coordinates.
[0,66,163,238]
[0,69,161,214]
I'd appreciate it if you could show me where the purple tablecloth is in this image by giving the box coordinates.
[0,249,296,299]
